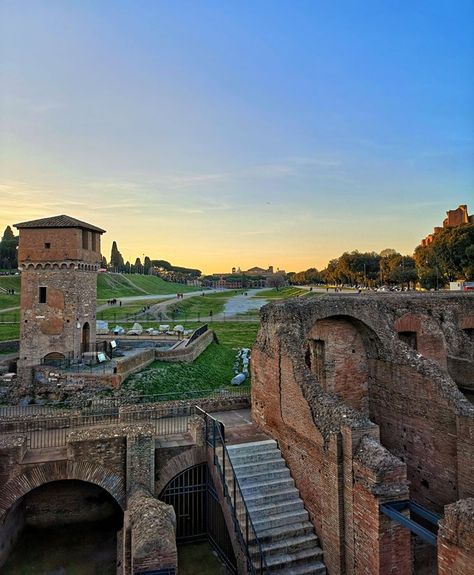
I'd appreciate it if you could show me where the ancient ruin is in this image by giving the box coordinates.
[252,292,474,574]
[1,213,473,574]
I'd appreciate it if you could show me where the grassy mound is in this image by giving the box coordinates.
[122,321,259,395]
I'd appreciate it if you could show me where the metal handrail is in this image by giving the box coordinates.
[195,406,268,574]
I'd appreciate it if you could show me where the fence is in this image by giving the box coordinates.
[0,386,251,418]
[0,404,195,449]
[196,407,269,574]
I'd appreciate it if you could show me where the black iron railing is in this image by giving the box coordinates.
[195,407,268,575]
[184,324,209,347]
[0,386,250,417]
[0,405,194,449]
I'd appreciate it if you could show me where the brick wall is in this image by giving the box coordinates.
[23,479,121,526]
[127,488,177,575]
[438,498,474,575]
[251,293,474,574]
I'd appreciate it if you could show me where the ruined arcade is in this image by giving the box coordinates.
[251,292,474,574]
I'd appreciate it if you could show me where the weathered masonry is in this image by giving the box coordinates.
[0,398,251,574]
[251,292,474,575]
[14,215,106,397]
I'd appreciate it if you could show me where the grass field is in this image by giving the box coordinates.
[252,286,307,299]
[122,321,259,395]
[97,273,200,300]
[0,276,20,310]
[0,324,19,341]
[167,290,243,318]
[96,298,173,321]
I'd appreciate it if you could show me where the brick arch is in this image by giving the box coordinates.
[306,314,382,414]
[395,312,447,369]
[155,447,206,496]
[459,315,474,330]
[0,460,126,521]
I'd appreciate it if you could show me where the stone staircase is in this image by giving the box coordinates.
[226,439,326,574]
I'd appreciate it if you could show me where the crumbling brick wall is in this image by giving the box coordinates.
[126,488,177,574]
[252,293,474,575]
[438,498,474,574]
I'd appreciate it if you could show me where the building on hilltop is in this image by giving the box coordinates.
[421,204,473,247]
[203,265,286,289]
[13,215,105,393]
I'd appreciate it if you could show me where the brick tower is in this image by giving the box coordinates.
[14,215,106,390]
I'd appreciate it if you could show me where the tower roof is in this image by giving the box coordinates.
[14,215,105,233]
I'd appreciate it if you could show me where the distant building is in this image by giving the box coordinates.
[421,204,474,247]
[203,265,286,289]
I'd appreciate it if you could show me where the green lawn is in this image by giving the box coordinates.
[252,286,307,299]
[96,298,173,321]
[0,323,19,341]
[97,273,200,299]
[167,290,243,318]
[122,321,259,395]
[0,276,20,310]
[0,309,20,322]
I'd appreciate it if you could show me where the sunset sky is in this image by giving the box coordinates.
[1,1,473,274]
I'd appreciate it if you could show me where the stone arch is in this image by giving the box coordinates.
[395,313,447,369]
[26,263,35,270]
[155,447,206,496]
[0,460,126,521]
[305,314,382,414]
[69,263,75,269]
[44,263,51,269]
[52,263,59,269]
[43,352,65,366]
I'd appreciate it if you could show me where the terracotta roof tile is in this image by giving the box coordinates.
[14,214,105,233]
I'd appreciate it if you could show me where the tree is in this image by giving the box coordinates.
[110,241,124,271]
[144,256,152,275]
[134,257,143,274]
[0,226,18,269]
[414,224,474,288]
[266,274,286,290]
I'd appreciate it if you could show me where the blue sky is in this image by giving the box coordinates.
[1,0,472,272]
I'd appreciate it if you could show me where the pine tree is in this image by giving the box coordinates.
[110,241,124,271]
[0,226,18,269]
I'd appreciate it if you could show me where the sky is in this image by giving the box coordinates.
[1,0,473,274]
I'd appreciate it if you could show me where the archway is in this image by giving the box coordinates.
[42,351,65,367]
[82,321,90,352]
[1,479,123,574]
[160,463,237,572]
[305,314,382,414]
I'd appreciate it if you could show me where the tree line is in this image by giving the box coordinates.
[107,241,201,282]
[289,223,474,289]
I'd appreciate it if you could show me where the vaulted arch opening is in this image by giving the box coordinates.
[1,480,123,574]
[305,314,381,415]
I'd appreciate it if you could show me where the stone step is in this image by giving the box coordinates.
[229,448,282,466]
[253,509,310,533]
[277,560,327,575]
[231,457,287,476]
[239,476,296,495]
[226,438,327,574]
[242,498,305,520]
[251,521,316,544]
[226,439,278,454]
[244,488,302,508]
[265,546,324,571]
[250,532,320,559]
[235,467,291,485]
